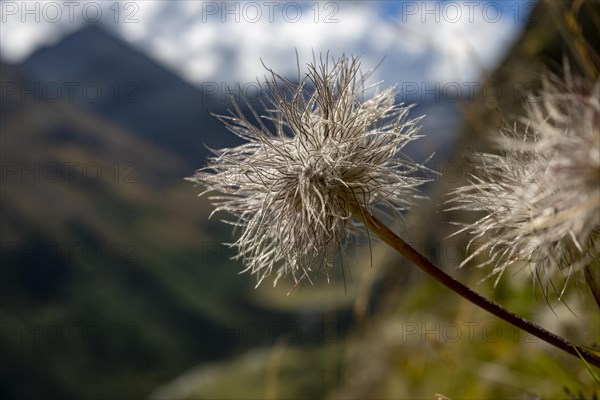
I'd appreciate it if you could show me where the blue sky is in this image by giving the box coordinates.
[1,1,534,89]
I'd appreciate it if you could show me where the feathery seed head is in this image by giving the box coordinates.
[188,55,430,287]
[447,73,600,298]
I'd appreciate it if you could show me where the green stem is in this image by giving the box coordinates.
[350,203,600,368]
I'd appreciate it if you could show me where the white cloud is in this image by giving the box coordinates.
[0,1,524,89]
[183,24,219,52]
[182,53,221,83]
[0,0,82,61]
[395,6,518,83]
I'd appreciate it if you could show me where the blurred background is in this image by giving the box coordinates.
[1,0,599,399]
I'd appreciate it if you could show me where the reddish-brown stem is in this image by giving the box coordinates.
[350,203,600,368]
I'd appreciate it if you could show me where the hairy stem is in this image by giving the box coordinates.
[350,203,600,368]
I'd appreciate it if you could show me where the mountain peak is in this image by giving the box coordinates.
[20,25,240,172]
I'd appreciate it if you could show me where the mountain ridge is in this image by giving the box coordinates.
[19,25,242,174]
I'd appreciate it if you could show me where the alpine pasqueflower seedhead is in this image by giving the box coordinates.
[447,73,600,298]
[188,55,430,287]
